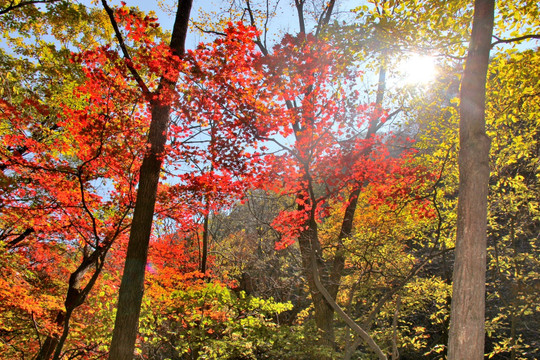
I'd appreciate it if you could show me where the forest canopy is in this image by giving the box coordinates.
[0,0,538,359]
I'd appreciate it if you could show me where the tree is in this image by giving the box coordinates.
[193,3,443,358]
[104,1,284,356]
[1,1,278,357]
[447,0,494,358]
[343,1,537,358]
[104,0,194,357]
[0,39,143,360]
[0,3,143,358]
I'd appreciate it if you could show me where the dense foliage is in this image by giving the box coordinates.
[0,0,538,359]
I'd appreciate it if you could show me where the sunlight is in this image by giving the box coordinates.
[397,53,438,85]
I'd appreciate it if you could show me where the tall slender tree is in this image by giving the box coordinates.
[447,0,494,358]
[106,0,193,358]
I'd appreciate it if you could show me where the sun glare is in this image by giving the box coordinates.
[398,53,438,85]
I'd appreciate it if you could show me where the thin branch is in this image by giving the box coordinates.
[263,0,271,50]
[31,312,42,351]
[257,135,293,153]
[76,121,107,248]
[315,0,336,37]
[364,253,429,329]
[375,108,402,132]
[193,24,225,37]
[491,34,540,48]
[245,0,269,56]
[76,170,100,248]
[101,0,151,96]
[345,245,455,358]
[0,0,59,15]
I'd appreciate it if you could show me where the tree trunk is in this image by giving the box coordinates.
[310,251,387,360]
[34,313,64,360]
[391,295,401,360]
[200,209,210,274]
[107,1,193,359]
[35,244,110,360]
[447,0,494,359]
[296,216,336,349]
[299,59,387,354]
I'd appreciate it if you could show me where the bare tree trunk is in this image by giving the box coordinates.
[447,0,494,359]
[52,249,109,360]
[107,1,193,359]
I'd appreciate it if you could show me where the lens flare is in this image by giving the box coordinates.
[398,53,438,85]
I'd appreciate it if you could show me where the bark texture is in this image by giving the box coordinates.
[447,0,494,359]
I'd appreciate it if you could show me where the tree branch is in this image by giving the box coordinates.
[101,0,151,96]
[294,0,306,35]
[31,311,42,351]
[6,228,35,248]
[245,0,269,56]
[0,0,60,15]
[315,0,336,37]
[311,251,387,360]
[491,34,540,48]
[193,24,225,37]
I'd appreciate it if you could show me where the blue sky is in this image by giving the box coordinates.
[97,0,363,50]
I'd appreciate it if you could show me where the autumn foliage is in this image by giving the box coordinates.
[1,0,538,359]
